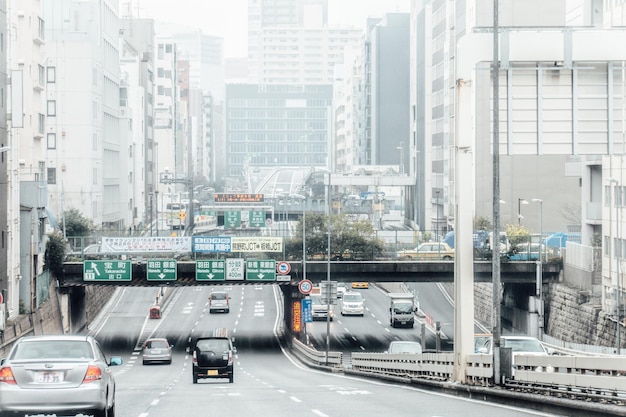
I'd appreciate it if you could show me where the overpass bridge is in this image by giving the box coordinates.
[59,259,562,287]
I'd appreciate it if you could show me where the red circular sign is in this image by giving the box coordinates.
[298,279,313,295]
[277,261,291,275]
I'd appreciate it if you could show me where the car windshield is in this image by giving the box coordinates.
[502,338,545,353]
[393,302,413,313]
[145,340,169,349]
[343,294,362,302]
[13,340,92,360]
[311,295,325,305]
[212,292,227,300]
[196,339,230,352]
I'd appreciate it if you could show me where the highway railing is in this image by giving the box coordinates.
[292,339,626,415]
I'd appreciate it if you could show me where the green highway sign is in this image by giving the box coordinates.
[83,260,132,281]
[146,259,177,281]
[249,210,266,228]
[196,260,226,281]
[246,259,276,281]
[225,211,241,229]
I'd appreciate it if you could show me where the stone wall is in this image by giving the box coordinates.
[444,280,624,350]
[0,281,116,356]
[546,282,621,349]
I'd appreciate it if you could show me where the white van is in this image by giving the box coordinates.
[341,292,365,316]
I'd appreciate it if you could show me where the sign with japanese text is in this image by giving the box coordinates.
[101,237,191,253]
[193,236,231,253]
[245,259,276,281]
[196,260,226,281]
[231,237,282,253]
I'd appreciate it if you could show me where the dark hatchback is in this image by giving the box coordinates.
[191,333,235,384]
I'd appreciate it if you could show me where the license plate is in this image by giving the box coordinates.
[400,321,406,324]
[207,370,218,376]
[35,371,64,383]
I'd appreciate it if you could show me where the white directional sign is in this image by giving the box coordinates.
[225,258,245,281]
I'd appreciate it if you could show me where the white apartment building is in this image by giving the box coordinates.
[44,0,128,230]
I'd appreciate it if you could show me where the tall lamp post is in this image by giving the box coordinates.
[326,171,332,365]
[608,178,621,353]
[518,198,528,226]
[290,194,307,279]
[531,198,543,338]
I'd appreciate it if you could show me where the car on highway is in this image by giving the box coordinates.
[310,294,334,321]
[386,340,423,354]
[397,242,455,260]
[351,281,369,289]
[341,291,365,316]
[191,328,236,384]
[478,335,554,356]
[208,290,230,314]
[0,334,123,417]
[336,282,347,298]
[142,337,173,365]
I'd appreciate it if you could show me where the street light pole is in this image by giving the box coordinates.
[155,190,159,236]
[518,198,528,226]
[531,198,543,338]
[326,171,332,365]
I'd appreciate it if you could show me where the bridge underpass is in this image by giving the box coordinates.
[59,259,562,341]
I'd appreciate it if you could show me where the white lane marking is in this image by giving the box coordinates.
[290,396,302,402]
[150,399,160,406]
[312,410,329,417]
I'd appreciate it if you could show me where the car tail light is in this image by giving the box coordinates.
[82,365,103,383]
[192,350,197,365]
[0,367,16,384]
[227,350,233,365]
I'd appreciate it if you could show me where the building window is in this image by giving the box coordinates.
[38,114,45,134]
[47,133,56,149]
[38,65,45,86]
[47,100,56,116]
[47,66,56,83]
[47,167,56,184]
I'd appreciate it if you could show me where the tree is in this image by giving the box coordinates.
[285,212,386,260]
[64,208,94,237]
[45,231,67,278]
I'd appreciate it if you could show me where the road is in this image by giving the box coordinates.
[91,285,561,417]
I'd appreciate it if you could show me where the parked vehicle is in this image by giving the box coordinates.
[208,290,230,314]
[388,293,418,328]
[443,230,511,259]
[0,335,123,417]
[509,242,546,261]
[396,242,454,260]
[341,291,365,316]
[142,338,173,365]
[190,328,236,384]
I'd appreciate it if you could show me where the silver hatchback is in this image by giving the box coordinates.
[0,334,123,417]
[142,337,173,365]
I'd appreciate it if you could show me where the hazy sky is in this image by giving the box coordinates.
[130,0,409,58]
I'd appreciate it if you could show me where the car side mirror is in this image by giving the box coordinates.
[185,346,190,353]
[109,356,123,366]
[546,347,555,355]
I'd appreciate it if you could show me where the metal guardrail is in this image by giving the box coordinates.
[292,338,342,367]
[292,339,626,413]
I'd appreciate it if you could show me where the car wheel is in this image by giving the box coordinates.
[93,406,108,417]
[193,374,198,384]
[108,402,116,417]
[229,372,234,383]
[167,359,172,365]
